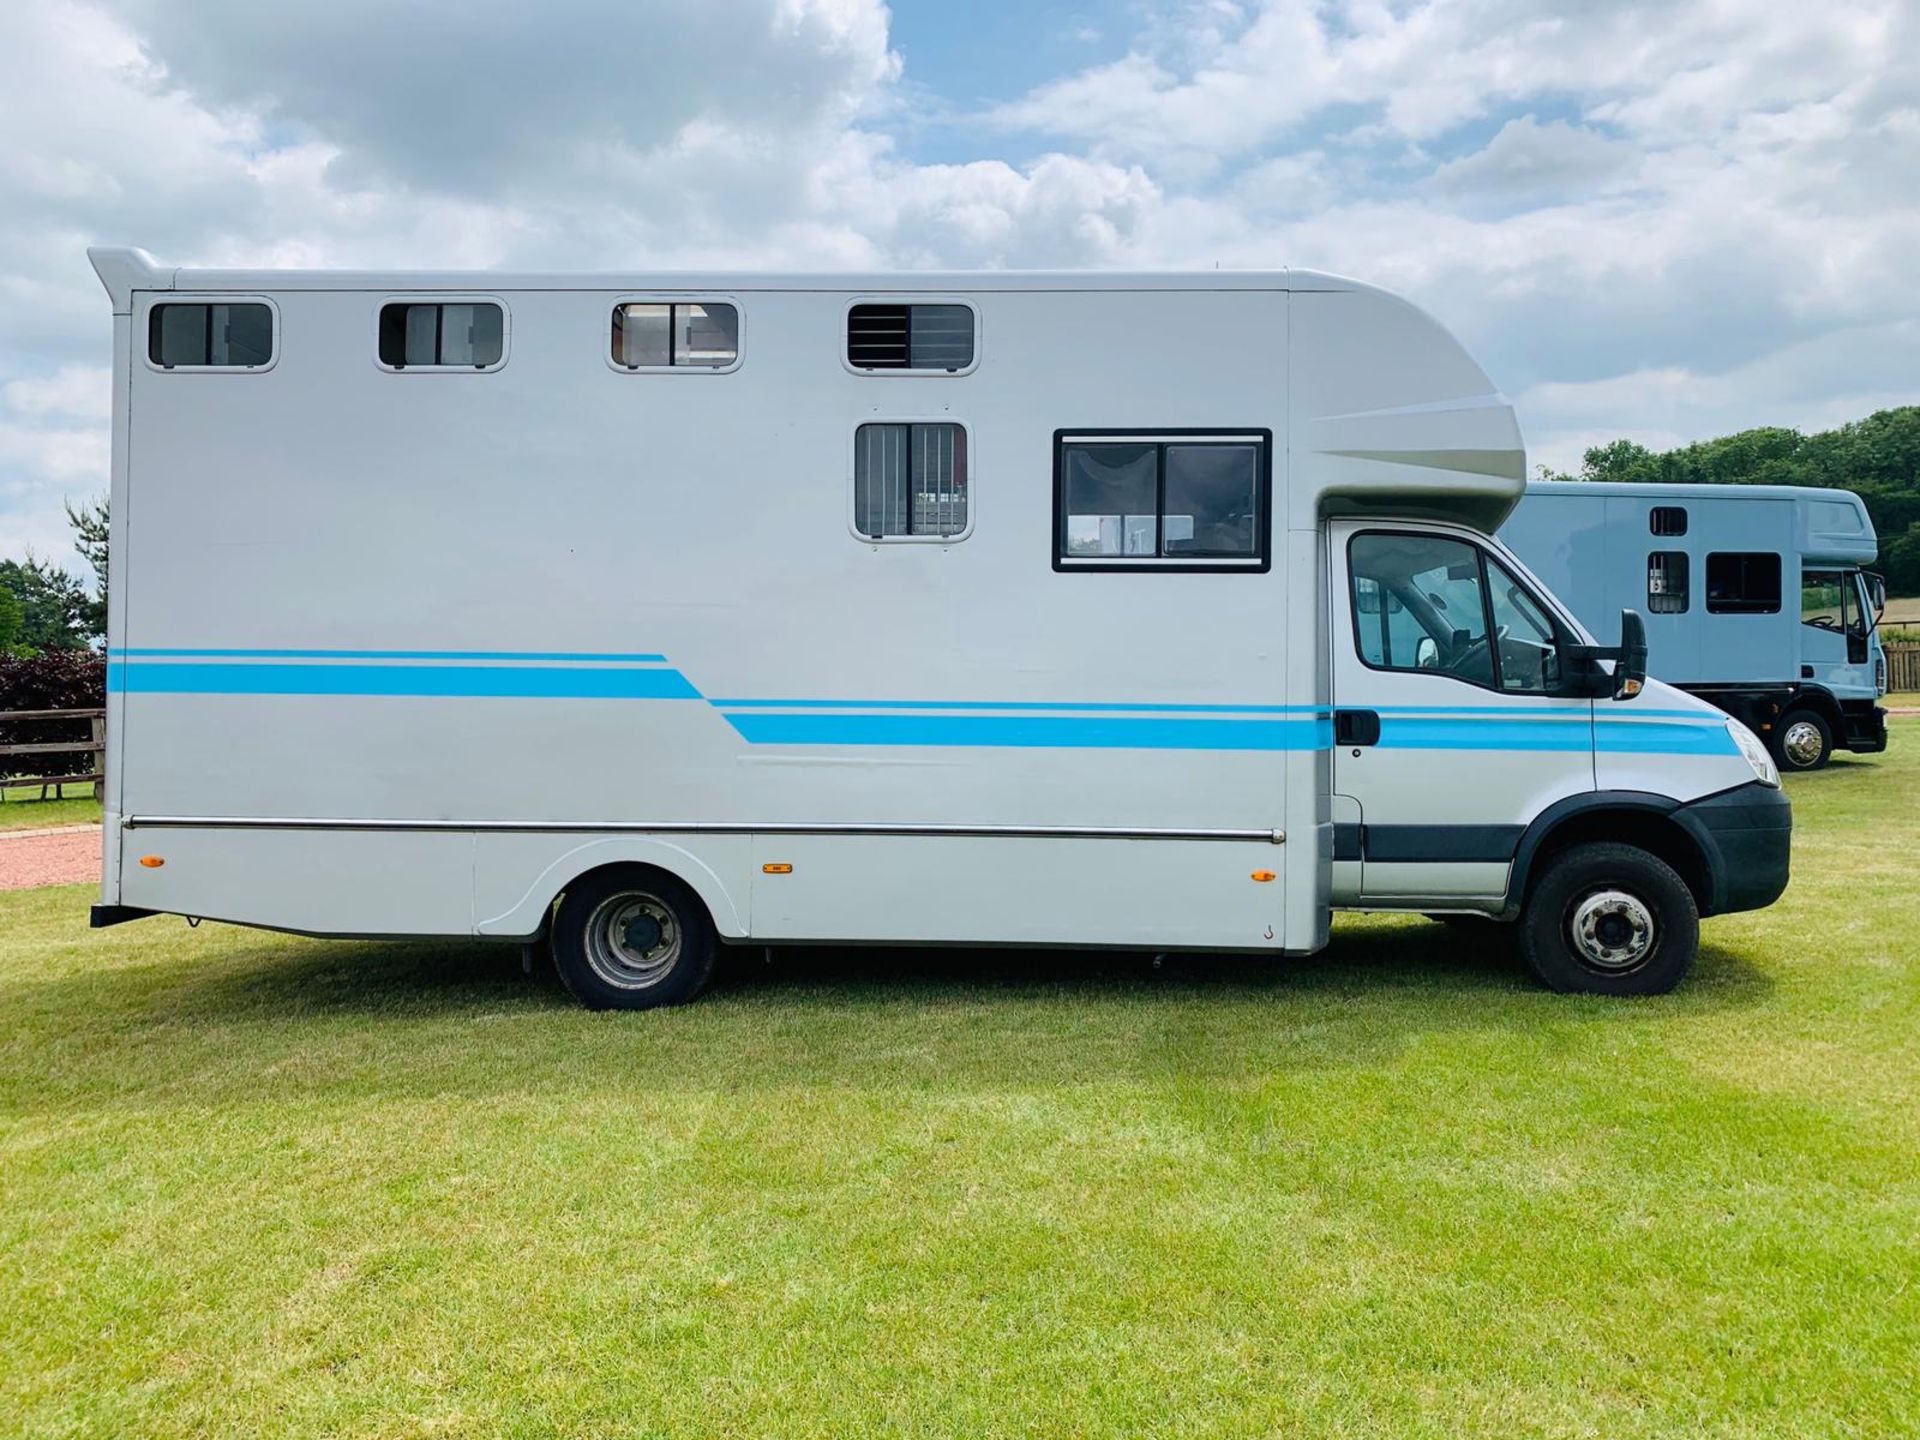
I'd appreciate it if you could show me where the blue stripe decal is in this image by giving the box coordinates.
[109,661,700,700]
[1596,720,1740,756]
[709,698,1318,714]
[112,648,669,663]
[1370,704,1714,719]
[105,649,1734,754]
[1378,718,1595,752]
[723,712,1332,751]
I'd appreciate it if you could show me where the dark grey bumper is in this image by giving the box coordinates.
[1673,782,1792,916]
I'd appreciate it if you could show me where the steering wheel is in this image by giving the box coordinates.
[1445,624,1506,676]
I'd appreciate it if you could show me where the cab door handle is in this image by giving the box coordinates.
[1334,709,1381,746]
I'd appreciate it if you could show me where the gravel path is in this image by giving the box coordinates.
[0,825,102,892]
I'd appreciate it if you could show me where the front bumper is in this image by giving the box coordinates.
[1674,782,1792,916]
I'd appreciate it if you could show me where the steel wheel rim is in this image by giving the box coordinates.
[1781,720,1824,767]
[1568,888,1656,973]
[583,892,682,990]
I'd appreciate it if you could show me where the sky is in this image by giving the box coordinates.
[1,0,1916,569]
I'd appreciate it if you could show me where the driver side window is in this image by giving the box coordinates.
[1349,533,1493,685]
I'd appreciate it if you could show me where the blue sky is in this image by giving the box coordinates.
[1,0,1916,567]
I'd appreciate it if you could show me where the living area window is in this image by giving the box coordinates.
[1053,430,1270,572]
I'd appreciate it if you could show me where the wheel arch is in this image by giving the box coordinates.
[1785,684,1845,731]
[475,837,749,940]
[1504,791,1717,920]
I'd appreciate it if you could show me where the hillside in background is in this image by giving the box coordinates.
[1539,406,1920,594]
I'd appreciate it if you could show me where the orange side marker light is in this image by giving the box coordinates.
[762,863,793,875]
[1251,870,1275,883]
[139,855,165,868]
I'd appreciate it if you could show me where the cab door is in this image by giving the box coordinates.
[1328,521,1595,904]
[1798,567,1875,699]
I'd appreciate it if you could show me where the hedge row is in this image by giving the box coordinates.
[0,651,107,779]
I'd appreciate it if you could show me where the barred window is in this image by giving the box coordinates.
[1648,551,1689,613]
[853,423,968,539]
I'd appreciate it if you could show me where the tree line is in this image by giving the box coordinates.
[0,499,105,657]
[1536,405,1920,595]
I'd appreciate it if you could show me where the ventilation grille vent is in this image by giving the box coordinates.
[847,304,910,368]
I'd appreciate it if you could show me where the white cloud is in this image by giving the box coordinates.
[0,0,1916,561]
[3,365,110,424]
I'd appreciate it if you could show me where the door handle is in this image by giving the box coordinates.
[1334,709,1381,746]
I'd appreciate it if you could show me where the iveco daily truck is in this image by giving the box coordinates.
[1503,481,1888,771]
[85,247,1791,1005]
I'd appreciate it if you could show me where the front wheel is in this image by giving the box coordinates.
[551,866,719,1010]
[1518,841,1698,996]
[1770,709,1832,772]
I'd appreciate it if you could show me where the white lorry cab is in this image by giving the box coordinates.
[85,247,1791,1005]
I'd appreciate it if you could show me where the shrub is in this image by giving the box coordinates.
[0,651,107,779]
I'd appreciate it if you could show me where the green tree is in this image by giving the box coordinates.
[0,556,92,653]
[0,582,24,656]
[65,495,108,641]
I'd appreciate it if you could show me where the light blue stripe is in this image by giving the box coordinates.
[1371,704,1716,721]
[711,698,1319,714]
[1378,718,1595,752]
[1596,720,1740,755]
[724,712,1332,751]
[112,647,669,663]
[110,661,701,700]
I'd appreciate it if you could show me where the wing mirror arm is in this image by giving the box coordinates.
[1562,609,1648,701]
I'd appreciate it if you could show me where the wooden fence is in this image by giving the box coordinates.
[0,707,105,800]
[1888,643,1920,695]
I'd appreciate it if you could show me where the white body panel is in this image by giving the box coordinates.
[88,248,1754,951]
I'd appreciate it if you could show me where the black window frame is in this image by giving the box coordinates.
[845,301,977,373]
[376,299,508,372]
[146,300,276,371]
[1650,505,1688,537]
[1704,551,1783,615]
[1052,428,1273,574]
[1345,529,1574,696]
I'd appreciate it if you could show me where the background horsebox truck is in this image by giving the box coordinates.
[84,246,1792,1005]
[1500,480,1889,773]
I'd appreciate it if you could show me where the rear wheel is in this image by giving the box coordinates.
[1518,841,1698,996]
[551,867,719,1010]
[1770,709,1832,771]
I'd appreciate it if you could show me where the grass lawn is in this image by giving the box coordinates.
[3,729,1917,1438]
[1885,691,1920,710]
[0,790,101,831]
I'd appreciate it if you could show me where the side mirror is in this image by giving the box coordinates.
[1866,571,1887,622]
[1414,636,1438,669]
[1614,609,1647,701]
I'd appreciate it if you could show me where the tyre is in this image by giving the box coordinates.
[1518,841,1698,996]
[1769,709,1832,772]
[551,866,719,1011]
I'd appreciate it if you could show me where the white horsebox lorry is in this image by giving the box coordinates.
[85,247,1791,1005]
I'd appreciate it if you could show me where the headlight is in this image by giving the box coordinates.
[1728,719,1779,788]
